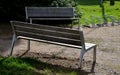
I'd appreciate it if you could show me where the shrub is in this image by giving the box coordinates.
[51,0,76,7]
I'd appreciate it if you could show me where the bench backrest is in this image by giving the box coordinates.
[25,7,75,20]
[11,21,85,48]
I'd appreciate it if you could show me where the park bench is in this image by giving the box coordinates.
[25,7,80,30]
[10,21,96,72]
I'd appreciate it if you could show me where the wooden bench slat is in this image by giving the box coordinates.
[12,21,80,34]
[14,25,80,40]
[16,30,82,46]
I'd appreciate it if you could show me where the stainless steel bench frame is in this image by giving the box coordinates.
[10,21,96,72]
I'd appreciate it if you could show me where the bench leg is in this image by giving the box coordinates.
[9,34,16,56]
[30,18,33,24]
[78,19,80,30]
[91,46,96,72]
[79,49,85,69]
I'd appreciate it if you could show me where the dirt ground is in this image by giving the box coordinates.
[0,25,120,75]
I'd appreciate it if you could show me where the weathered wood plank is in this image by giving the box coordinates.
[12,21,80,34]
[14,25,80,40]
[16,30,82,46]
[26,7,74,18]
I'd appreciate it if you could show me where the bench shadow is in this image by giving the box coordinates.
[19,57,92,75]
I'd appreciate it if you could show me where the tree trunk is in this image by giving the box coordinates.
[110,0,114,6]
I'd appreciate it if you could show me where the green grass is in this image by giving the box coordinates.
[76,0,120,25]
[0,57,34,75]
[0,57,88,75]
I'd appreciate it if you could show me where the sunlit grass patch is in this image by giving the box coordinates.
[0,57,34,75]
[0,57,86,75]
[76,1,120,25]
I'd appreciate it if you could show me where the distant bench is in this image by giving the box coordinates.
[10,21,96,72]
[25,7,80,30]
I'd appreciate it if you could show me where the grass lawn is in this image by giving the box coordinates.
[76,0,120,25]
[0,57,88,75]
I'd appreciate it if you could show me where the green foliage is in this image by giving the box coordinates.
[75,6,83,18]
[51,0,76,7]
